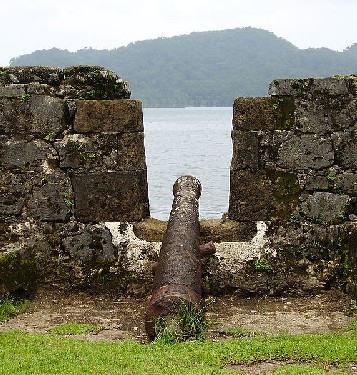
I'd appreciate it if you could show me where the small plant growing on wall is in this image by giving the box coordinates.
[20,93,31,103]
[272,97,284,110]
[252,258,273,272]
[300,79,314,96]
[43,131,56,142]
[326,173,337,182]
[63,191,74,208]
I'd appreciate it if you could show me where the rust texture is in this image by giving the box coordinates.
[145,175,203,339]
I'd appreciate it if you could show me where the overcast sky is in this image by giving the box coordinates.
[1,0,357,66]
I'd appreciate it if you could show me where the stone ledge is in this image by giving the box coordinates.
[133,218,257,243]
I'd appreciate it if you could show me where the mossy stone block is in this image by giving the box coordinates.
[73,100,143,133]
[71,171,149,222]
[229,169,275,221]
[233,96,295,131]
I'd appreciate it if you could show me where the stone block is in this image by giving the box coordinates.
[294,95,356,133]
[233,97,273,131]
[229,167,302,221]
[62,225,116,262]
[335,173,357,195]
[117,132,146,171]
[337,139,357,169]
[28,95,69,134]
[0,83,57,98]
[27,175,72,222]
[0,96,68,135]
[233,96,295,131]
[0,98,29,134]
[27,83,57,96]
[268,170,302,220]
[294,97,333,134]
[0,140,57,170]
[305,174,330,191]
[300,192,351,224]
[229,170,274,221]
[0,84,27,98]
[0,66,130,100]
[333,98,357,130]
[231,130,259,169]
[0,66,63,86]
[55,132,146,172]
[73,100,143,133]
[258,131,289,168]
[55,133,117,171]
[277,134,334,170]
[0,172,28,217]
[313,77,355,95]
[269,77,356,97]
[71,171,149,222]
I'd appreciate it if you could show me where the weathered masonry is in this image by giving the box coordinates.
[0,66,356,299]
[0,66,150,297]
[223,76,357,296]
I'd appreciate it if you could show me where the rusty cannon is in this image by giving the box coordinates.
[145,175,215,341]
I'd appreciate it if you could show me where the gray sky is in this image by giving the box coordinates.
[1,0,357,66]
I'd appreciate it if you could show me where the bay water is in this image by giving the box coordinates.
[143,107,233,220]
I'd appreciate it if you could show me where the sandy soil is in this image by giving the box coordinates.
[0,289,354,344]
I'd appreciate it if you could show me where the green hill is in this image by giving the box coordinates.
[9,27,357,107]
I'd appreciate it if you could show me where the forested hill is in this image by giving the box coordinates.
[10,27,357,107]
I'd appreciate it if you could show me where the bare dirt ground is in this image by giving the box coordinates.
[0,288,354,344]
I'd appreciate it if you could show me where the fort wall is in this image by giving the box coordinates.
[219,76,357,295]
[0,67,356,298]
[0,66,151,297]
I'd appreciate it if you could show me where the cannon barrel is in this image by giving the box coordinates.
[145,175,204,340]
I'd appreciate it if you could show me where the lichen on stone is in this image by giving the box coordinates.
[0,65,131,100]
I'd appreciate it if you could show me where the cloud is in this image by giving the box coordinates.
[1,0,356,66]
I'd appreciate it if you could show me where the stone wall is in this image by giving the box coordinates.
[220,76,357,296]
[1,68,357,299]
[0,66,151,297]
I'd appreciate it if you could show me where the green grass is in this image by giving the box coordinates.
[50,322,102,335]
[154,300,206,343]
[0,298,31,322]
[225,327,260,338]
[0,328,356,374]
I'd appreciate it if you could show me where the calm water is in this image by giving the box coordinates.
[143,107,233,220]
